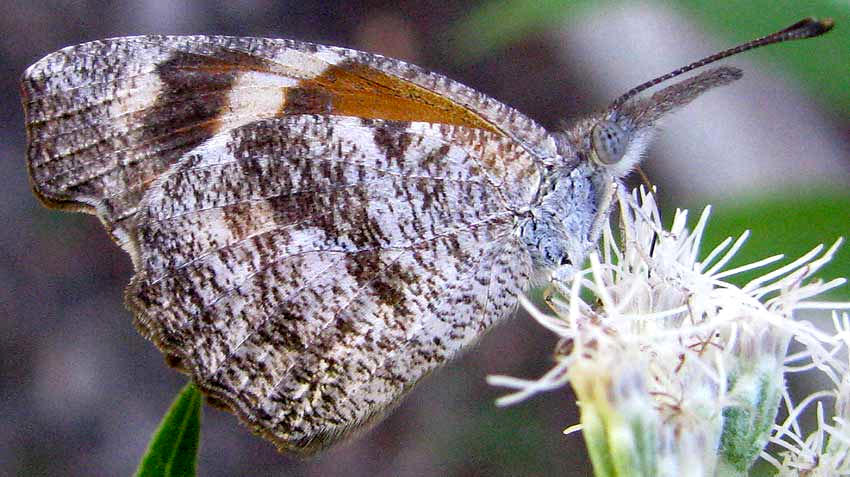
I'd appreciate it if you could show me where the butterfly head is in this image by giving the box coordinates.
[526,66,743,277]
[573,66,743,183]
[535,17,835,278]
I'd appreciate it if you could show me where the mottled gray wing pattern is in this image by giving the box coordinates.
[22,35,551,453]
[22,35,557,252]
[127,115,537,452]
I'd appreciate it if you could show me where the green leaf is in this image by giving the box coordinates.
[135,382,202,477]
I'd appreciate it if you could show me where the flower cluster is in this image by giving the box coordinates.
[490,187,849,476]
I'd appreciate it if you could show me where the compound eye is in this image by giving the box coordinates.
[591,120,628,166]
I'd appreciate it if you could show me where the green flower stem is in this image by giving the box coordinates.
[573,363,657,477]
[718,358,784,474]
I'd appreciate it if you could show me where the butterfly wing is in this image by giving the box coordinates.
[22,35,556,251]
[129,115,537,452]
[22,36,550,452]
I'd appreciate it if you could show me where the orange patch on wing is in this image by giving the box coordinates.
[281,62,500,133]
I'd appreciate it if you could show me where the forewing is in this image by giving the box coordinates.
[22,35,557,252]
[126,116,538,452]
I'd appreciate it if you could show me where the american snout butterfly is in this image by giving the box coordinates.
[21,17,833,454]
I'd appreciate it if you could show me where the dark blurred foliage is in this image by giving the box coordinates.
[2,1,847,476]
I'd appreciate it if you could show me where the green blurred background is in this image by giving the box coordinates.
[2,1,847,476]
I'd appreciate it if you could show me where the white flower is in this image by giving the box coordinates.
[489,187,849,476]
[773,312,850,476]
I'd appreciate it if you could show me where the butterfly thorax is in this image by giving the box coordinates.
[519,161,606,276]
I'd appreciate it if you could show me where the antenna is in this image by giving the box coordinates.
[609,17,834,110]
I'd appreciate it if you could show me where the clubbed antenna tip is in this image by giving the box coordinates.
[610,17,835,110]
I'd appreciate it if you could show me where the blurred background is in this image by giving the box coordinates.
[2,0,848,475]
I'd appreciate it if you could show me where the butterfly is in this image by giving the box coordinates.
[21,18,832,454]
